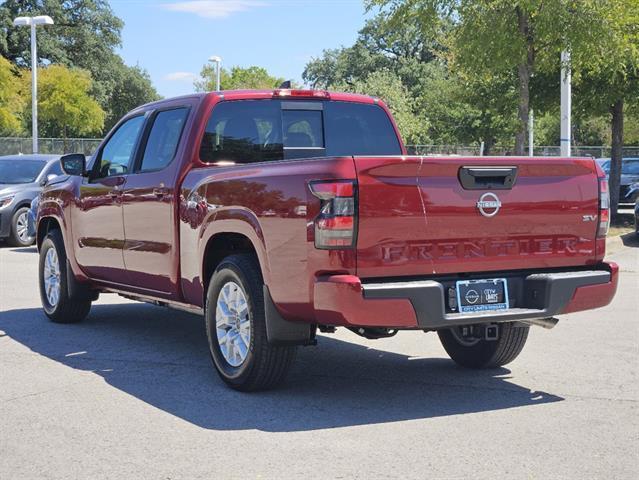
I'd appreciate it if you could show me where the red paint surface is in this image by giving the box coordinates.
[561,262,619,314]
[313,275,417,327]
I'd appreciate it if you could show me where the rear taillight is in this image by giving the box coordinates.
[598,176,610,237]
[309,180,356,249]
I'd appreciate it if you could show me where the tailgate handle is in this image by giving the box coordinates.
[458,166,518,190]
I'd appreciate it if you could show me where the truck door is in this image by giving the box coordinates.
[120,107,190,297]
[73,115,145,283]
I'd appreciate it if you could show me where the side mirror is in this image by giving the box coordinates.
[60,154,86,176]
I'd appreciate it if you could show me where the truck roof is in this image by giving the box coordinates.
[138,89,379,110]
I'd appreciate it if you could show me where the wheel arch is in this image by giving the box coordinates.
[37,216,63,250]
[201,231,265,304]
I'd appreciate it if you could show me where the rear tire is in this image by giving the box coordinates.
[8,207,35,247]
[438,322,529,369]
[39,229,91,323]
[205,254,297,391]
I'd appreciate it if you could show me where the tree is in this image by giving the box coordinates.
[304,12,518,149]
[0,1,122,71]
[572,2,639,218]
[104,61,161,131]
[0,55,24,135]
[31,64,105,141]
[334,69,430,145]
[195,65,285,92]
[0,0,158,134]
[421,67,519,153]
[369,0,633,155]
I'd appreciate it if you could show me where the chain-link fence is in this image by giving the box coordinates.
[0,137,102,156]
[1,137,638,159]
[406,145,639,158]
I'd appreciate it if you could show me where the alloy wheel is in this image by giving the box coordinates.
[43,247,61,307]
[215,281,251,367]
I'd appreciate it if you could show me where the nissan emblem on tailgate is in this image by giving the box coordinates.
[477,192,501,217]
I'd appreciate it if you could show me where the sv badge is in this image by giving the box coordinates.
[582,215,597,222]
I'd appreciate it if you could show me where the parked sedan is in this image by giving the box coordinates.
[0,155,63,246]
[597,157,639,204]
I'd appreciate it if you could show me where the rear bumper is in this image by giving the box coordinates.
[313,263,619,329]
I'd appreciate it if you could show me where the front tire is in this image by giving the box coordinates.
[438,322,529,369]
[205,254,296,391]
[39,229,91,323]
[8,207,35,247]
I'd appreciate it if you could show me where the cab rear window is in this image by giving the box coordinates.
[324,101,401,156]
[199,99,401,164]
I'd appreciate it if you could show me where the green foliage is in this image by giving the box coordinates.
[0,0,159,134]
[0,0,122,69]
[369,0,639,155]
[103,61,161,131]
[303,12,517,148]
[333,69,429,144]
[422,67,519,150]
[0,55,24,135]
[196,65,285,92]
[33,64,105,138]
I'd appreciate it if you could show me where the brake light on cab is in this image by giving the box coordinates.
[309,180,357,249]
[273,89,330,99]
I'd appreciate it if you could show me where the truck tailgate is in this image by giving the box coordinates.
[354,156,600,278]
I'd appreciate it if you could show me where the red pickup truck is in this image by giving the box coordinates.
[37,89,618,391]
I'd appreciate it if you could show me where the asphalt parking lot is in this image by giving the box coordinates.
[0,239,637,480]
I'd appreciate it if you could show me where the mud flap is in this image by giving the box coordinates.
[263,286,312,345]
[66,260,99,302]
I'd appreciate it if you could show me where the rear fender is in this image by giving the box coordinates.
[199,207,270,285]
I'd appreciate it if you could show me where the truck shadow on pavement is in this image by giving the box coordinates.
[0,303,563,431]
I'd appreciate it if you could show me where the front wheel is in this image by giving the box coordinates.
[39,230,91,323]
[205,254,297,391]
[8,207,35,247]
[438,322,529,369]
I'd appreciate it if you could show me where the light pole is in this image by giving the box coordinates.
[529,109,534,157]
[560,50,571,157]
[13,15,54,154]
[209,56,222,91]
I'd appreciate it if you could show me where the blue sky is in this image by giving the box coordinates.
[109,0,372,98]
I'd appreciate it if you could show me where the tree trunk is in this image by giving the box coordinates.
[483,137,495,156]
[514,7,534,156]
[609,99,624,220]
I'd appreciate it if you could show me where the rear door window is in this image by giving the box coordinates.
[139,108,189,172]
[324,102,402,156]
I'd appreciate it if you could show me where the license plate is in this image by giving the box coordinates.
[455,278,509,313]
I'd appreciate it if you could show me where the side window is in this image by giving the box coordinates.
[95,115,145,178]
[139,108,189,172]
[199,100,283,164]
[324,102,402,156]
